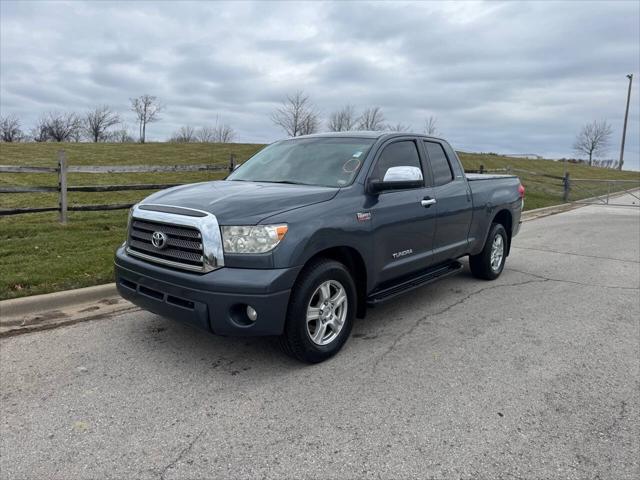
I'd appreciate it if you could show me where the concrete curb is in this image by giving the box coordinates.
[0,284,137,338]
[0,303,138,338]
[520,202,582,222]
[1,283,117,320]
[520,188,639,222]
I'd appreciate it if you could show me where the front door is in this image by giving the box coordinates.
[368,138,437,285]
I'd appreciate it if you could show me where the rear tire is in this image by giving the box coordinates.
[279,259,356,363]
[469,223,507,280]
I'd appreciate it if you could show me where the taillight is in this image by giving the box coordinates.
[518,184,525,199]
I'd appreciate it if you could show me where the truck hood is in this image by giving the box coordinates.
[140,180,339,225]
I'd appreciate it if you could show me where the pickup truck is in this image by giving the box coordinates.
[115,132,524,363]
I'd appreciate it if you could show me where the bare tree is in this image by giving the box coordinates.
[30,116,50,142]
[84,105,120,142]
[357,107,385,131]
[424,116,438,136]
[44,112,82,142]
[106,123,135,143]
[130,94,163,143]
[327,105,357,132]
[573,120,613,166]
[0,115,23,142]
[170,125,197,143]
[301,113,319,136]
[196,126,216,143]
[215,123,236,143]
[270,91,320,137]
[386,122,411,132]
[196,123,237,143]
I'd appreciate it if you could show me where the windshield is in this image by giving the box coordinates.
[228,137,374,187]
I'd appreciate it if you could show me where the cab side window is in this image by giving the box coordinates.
[424,141,454,186]
[375,141,422,179]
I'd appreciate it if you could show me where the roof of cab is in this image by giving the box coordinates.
[294,131,385,139]
[293,131,446,142]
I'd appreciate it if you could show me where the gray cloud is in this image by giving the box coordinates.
[1,0,638,168]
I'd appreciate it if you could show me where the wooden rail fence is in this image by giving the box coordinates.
[3,154,638,222]
[0,150,238,223]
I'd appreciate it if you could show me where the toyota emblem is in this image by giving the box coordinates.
[151,231,168,249]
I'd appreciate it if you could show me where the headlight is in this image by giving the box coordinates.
[221,224,288,254]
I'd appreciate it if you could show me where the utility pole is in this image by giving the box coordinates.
[618,74,633,170]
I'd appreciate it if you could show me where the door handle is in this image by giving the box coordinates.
[421,198,437,207]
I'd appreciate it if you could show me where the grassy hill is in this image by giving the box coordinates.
[1,142,638,300]
[0,143,264,210]
[459,152,639,210]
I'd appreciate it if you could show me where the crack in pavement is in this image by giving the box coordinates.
[370,277,549,372]
[370,264,640,372]
[505,267,640,291]
[159,429,205,480]
[603,399,631,440]
[512,246,640,264]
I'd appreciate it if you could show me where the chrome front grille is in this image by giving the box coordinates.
[128,219,204,269]
[125,204,224,273]
[128,225,202,251]
[131,220,201,240]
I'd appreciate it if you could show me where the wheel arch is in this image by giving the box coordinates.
[491,209,513,255]
[298,246,368,318]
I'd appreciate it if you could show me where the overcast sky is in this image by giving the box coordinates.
[1,1,639,169]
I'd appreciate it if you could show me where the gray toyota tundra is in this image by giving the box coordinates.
[115,132,524,362]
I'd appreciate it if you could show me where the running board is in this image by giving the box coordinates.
[366,261,463,307]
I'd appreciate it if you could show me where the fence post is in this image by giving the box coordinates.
[228,154,236,173]
[58,150,68,224]
[563,172,570,202]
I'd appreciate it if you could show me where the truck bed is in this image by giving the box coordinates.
[465,172,522,254]
[465,173,518,181]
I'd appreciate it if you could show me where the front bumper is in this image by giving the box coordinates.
[114,246,301,336]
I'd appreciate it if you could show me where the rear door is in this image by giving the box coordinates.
[368,138,437,285]
[422,140,473,264]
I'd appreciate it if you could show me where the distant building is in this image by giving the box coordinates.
[505,154,544,160]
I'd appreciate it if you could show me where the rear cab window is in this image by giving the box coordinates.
[424,141,454,186]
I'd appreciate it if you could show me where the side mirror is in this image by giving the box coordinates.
[368,166,424,194]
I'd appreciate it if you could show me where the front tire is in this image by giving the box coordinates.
[469,223,508,280]
[280,259,356,363]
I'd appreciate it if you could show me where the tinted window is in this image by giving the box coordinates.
[424,141,453,186]
[375,141,422,179]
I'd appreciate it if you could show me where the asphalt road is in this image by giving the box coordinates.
[2,196,639,480]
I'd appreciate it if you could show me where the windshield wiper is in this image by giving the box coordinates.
[254,180,312,186]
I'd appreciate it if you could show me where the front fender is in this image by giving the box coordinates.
[267,189,374,287]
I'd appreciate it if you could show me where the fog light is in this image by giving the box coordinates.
[246,305,258,322]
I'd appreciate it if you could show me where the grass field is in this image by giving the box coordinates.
[1,142,638,300]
